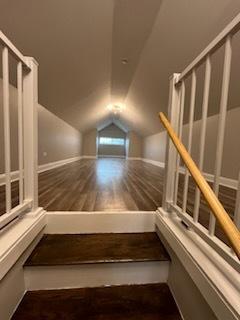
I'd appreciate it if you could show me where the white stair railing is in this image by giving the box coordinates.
[162,13,240,268]
[0,31,39,229]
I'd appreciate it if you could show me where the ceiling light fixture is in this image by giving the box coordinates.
[121,59,128,65]
[107,103,125,115]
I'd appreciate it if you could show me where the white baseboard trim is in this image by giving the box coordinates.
[127,157,142,160]
[0,156,83,186]
[98,155,126,159]
[141,158,237,189]
[178,166,238,189]
[142,158,165,168]
[45,211,156,234]
[1,155,236,190]
[38,156,82,173]
[82,155,97,159]
[0,170,19,186]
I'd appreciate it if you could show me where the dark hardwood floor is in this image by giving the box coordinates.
[0,158,236,243]
[25,233,169,266]
[12,283,182,320]
[0,158,165,213]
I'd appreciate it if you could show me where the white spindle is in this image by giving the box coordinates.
[193,55,211,223]
[2,46,11,213]
[23,57,39,210]
[17,62,24,205]
[234,172,240,229]
[182,70,196,213]
[173,81,185,205]
[209,36,232,236]
[162,73,181,211]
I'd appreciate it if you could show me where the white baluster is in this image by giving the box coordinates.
[182,69,196,213]
[162,74,181,211]
[17,62,24,205]
[23,57,39,210]
[2,46,11,213]
[193,55,211,223]
[209,35,232,236]
[173,81,185,205]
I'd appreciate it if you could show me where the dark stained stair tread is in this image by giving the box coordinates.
[12,283,181,320]
[25,233,170,266]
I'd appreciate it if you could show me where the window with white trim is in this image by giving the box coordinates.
[99,137,125,146]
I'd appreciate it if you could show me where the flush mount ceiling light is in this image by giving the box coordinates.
[107,103,125,115]
[121,59,128,65]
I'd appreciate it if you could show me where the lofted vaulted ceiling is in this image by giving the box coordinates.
[1,0,240,136]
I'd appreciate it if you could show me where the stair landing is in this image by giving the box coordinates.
[25,233,170,266]
[12,283,181,320]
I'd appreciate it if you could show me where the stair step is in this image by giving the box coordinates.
[24,233,170,290]
[25,233,169,266]
[12,283,182,320]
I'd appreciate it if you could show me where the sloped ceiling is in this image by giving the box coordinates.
[1,0,240,136]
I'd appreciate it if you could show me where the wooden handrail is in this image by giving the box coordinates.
[159,112,240,259]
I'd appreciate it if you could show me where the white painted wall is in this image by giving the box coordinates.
[82,129,97,157]
[38,105,82,165]
[126,131,143,158]
[143,130,167,164]
[143,107,240,179]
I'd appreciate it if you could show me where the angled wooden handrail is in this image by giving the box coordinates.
[159,112,240,259]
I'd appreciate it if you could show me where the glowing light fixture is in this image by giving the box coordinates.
[107,103,125,115]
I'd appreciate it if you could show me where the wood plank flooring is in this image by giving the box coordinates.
[0,158,237,244]
[25,233,169,266]
[12,283,182,320]
[0,158,165,213]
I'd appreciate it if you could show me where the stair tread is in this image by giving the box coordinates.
[25,233,169,266]
[12,283,181,320]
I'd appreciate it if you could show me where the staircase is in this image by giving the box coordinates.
[12,232,182,319]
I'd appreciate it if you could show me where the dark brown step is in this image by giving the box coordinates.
[25,233,170,266]
[12,283,181,320]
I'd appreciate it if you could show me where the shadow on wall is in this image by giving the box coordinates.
[0,79,83,173]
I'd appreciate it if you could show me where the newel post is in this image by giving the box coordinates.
[23,57,39,210]
[162,73,181,211]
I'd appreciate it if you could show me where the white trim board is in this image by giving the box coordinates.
[1,155,236,189]
[178,166,238,190]
[142,158,165,168]
[38,156,82,173]
[0,170,19,186]
[98,155,126,158]
[82,155,97,159]
[127,157,142,160]
[156,209,240,320]
[45,211,156,234]
[0,156,82,186]
[0,229,44,320]
[24,261,169,291]
[141,158,237,189]
[0,208,46,281]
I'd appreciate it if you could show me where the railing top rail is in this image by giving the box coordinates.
[177,12,240,83]
[0,30,31,69]
[159,112,240,259]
